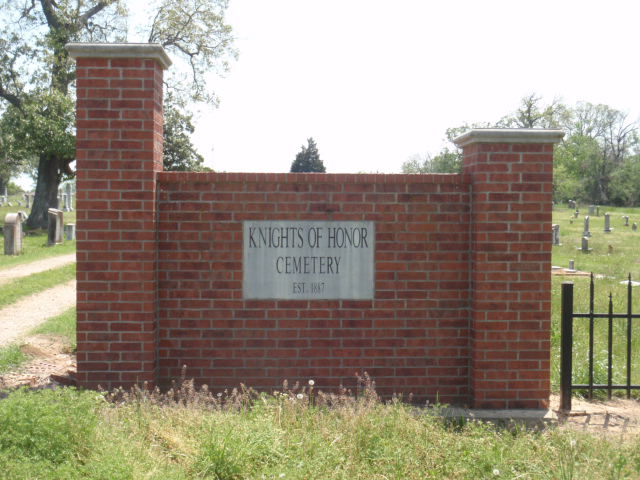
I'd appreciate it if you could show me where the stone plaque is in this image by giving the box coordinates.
[243,221,374,299]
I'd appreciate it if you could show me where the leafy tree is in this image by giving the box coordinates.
[290,138,326,173]
[401,149,461,174]
[411,94,640,206]
[556,103,638,204]
[0,0,236,228]
[402,123,488,174]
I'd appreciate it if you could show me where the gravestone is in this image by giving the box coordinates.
[24,193,30,209]
[65,183,74,212]
[552,224,561,246]
[568,259,575,270]
[633,223,638,232]
[47,208,64,246]
[580,236,592,254]
[64,223,76,241]
[596,206,600,216]
[583,216,591,237]
[604,213,612,233]
[623,215,630,227]
[588,205,595,215]
[3,213,23,255]
[574,209,579,218]
[568,200,575,209]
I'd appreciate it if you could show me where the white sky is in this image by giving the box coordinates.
[14,0,634,190]
[175,0,639,174]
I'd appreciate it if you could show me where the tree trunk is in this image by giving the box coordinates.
[26,154,61,230]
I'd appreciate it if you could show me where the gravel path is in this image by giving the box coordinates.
[0,253,76,286]
[0,279,76,347]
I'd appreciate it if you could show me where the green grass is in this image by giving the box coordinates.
[551,206,640,395]
[0,203,639,478]
[0,344,30,374]
[0,263,75,309]
[0,191,76,269]
[0,232,76,270]
[552,205,640,279]
[31,306,77,350]
[0,385,638,479]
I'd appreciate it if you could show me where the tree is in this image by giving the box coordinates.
[496,93,569,129]
[0,0,236,228]
[290,138,326,173]
[555,103,638,204]
[402,123,488,174]
[163,98,210,172]
[401,149,461,174]
[422,94,640,205]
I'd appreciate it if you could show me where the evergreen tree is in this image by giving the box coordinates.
[163,98,209,172]
[290,138,326,173]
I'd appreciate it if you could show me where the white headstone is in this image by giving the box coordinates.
[3,213,23,255]
[47,208,64,246]
[604,213,612,233]
[583,216,591,237]
[64,223,76,241]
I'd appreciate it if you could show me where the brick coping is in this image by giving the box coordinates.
[157,172,468,184]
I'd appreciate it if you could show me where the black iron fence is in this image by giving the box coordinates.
[560,274,640,411]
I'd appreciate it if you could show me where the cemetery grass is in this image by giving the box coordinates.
[0,232,75,270]
[550,206,640,396]
[0,344,29,374]
[1,383,640,479]
[0,263,75,309]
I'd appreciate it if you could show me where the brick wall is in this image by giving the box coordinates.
[69,44,169,388]
[455,131,556,408]
[68,43,563,408]
[157,173,471,403]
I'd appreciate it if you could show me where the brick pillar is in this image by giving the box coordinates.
[67,43,171,389]
[455,129,564,409]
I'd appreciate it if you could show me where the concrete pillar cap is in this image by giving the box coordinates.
[66,42,172,69]
[453,128,565,147]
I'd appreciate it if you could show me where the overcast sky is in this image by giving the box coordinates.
[9,0,635,191]
[169,0,638,174]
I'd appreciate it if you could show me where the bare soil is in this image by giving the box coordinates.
[550,394,640,435]
[0,334,75,390]
[0,253,77,390]
[0,279,76,347]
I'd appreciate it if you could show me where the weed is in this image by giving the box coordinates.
[0,388,99,464]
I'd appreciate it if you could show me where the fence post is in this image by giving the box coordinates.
[560,282,574,411]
